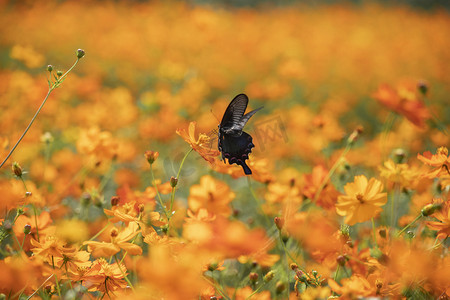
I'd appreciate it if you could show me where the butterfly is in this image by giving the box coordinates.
[218,94,263,175]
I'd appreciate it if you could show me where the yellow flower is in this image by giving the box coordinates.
[336,175,387,225]
[83,222,142,257]
[188,175,235,217]
[176,121,219,164]
[378,159,419,188]
[81,258,128,293]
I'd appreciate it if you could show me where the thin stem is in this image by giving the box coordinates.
[79,222,110,250]
[114,254,135,292]
[26,274,54,300]
[313,144,351,203]
[0,57,81,170]
[169,148,193,215]
[176,148,193,180]
[372,218,378,249]
[397,214,422,237]
[0,90,51,169]
[245,280,270,300]
[277,230,290,299]
[150,164,169,220]
[54,272,62,298]
[32,205,40,242]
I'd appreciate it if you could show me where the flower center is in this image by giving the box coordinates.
[356,193,364,203]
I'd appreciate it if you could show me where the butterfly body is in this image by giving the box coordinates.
[218,94,262,175]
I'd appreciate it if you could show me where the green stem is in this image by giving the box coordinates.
[245,280,269,300]
[54,272,62,298]
[169,148,193,215]
[150,164,169,220]
[0,57,81,170]
[371,218,378,249]
[277,230,290,299]
[390,184,400,228]
[397,214,422,237]
[32,204,40,242]
[79,223,110,250]
[114,254,135,292]
[313,144,351,203]
[334,265,341,282]
[25,274,54,300]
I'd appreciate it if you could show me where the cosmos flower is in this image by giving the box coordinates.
[176,121,220,165]
[335,175,387,225]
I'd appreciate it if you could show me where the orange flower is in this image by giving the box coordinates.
[188,175,235,217]
[183,214,273,259]
[76,126,119,164]
[378,159,419,189]
[336,175,387,225]
[303,165,340,210]
[54,249,92,274]
[372,81,430,127]
[264,181,303,215]
[14,210,55,251]
[176,121,220,164]
[81,258,128,293]
[83,222,142,257]
[137,244,209,300]
[31,235,76,264]
[328,274,375,299]
[104,200,164,227]
[417,146,450,178]
[426,199,450,239]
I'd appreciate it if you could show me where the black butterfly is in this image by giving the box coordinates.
[218,94,263,175]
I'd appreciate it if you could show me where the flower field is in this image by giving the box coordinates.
[1,1,450,299]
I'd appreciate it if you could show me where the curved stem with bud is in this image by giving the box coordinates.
[0,49,85,170]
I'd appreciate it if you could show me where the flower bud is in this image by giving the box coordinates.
[263,270,274,282]
[81,193,91,206]
[12,162,22,177]
[111,196,120,206]
[421,203,442,217]
[336,255,346,266]
[144,151,159,165]
[24,224,32,235]
[275,281,286,294]
[274,217,284,230]
[290,263,298,270]
[76,49,86,59]
[44,285,52,294]
[40,132,54,144]
[25,191,32,197]
[417,80,428,95]
[110,228,119,238]
[249,272,258,283]
[47,65,53,72]
[17,207,24,216]
[56,70,63,77]
[347,126,363,145]
[208,262,219,271]
[311,270,318,277]
[170,176,178,188]
[392,148,406,164]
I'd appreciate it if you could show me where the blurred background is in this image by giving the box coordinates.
[0,0,449,195]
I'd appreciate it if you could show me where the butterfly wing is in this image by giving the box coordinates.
[220,94,249,131]
[218,131,254,175]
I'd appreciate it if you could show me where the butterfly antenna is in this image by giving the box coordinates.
[210,108,220,123]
